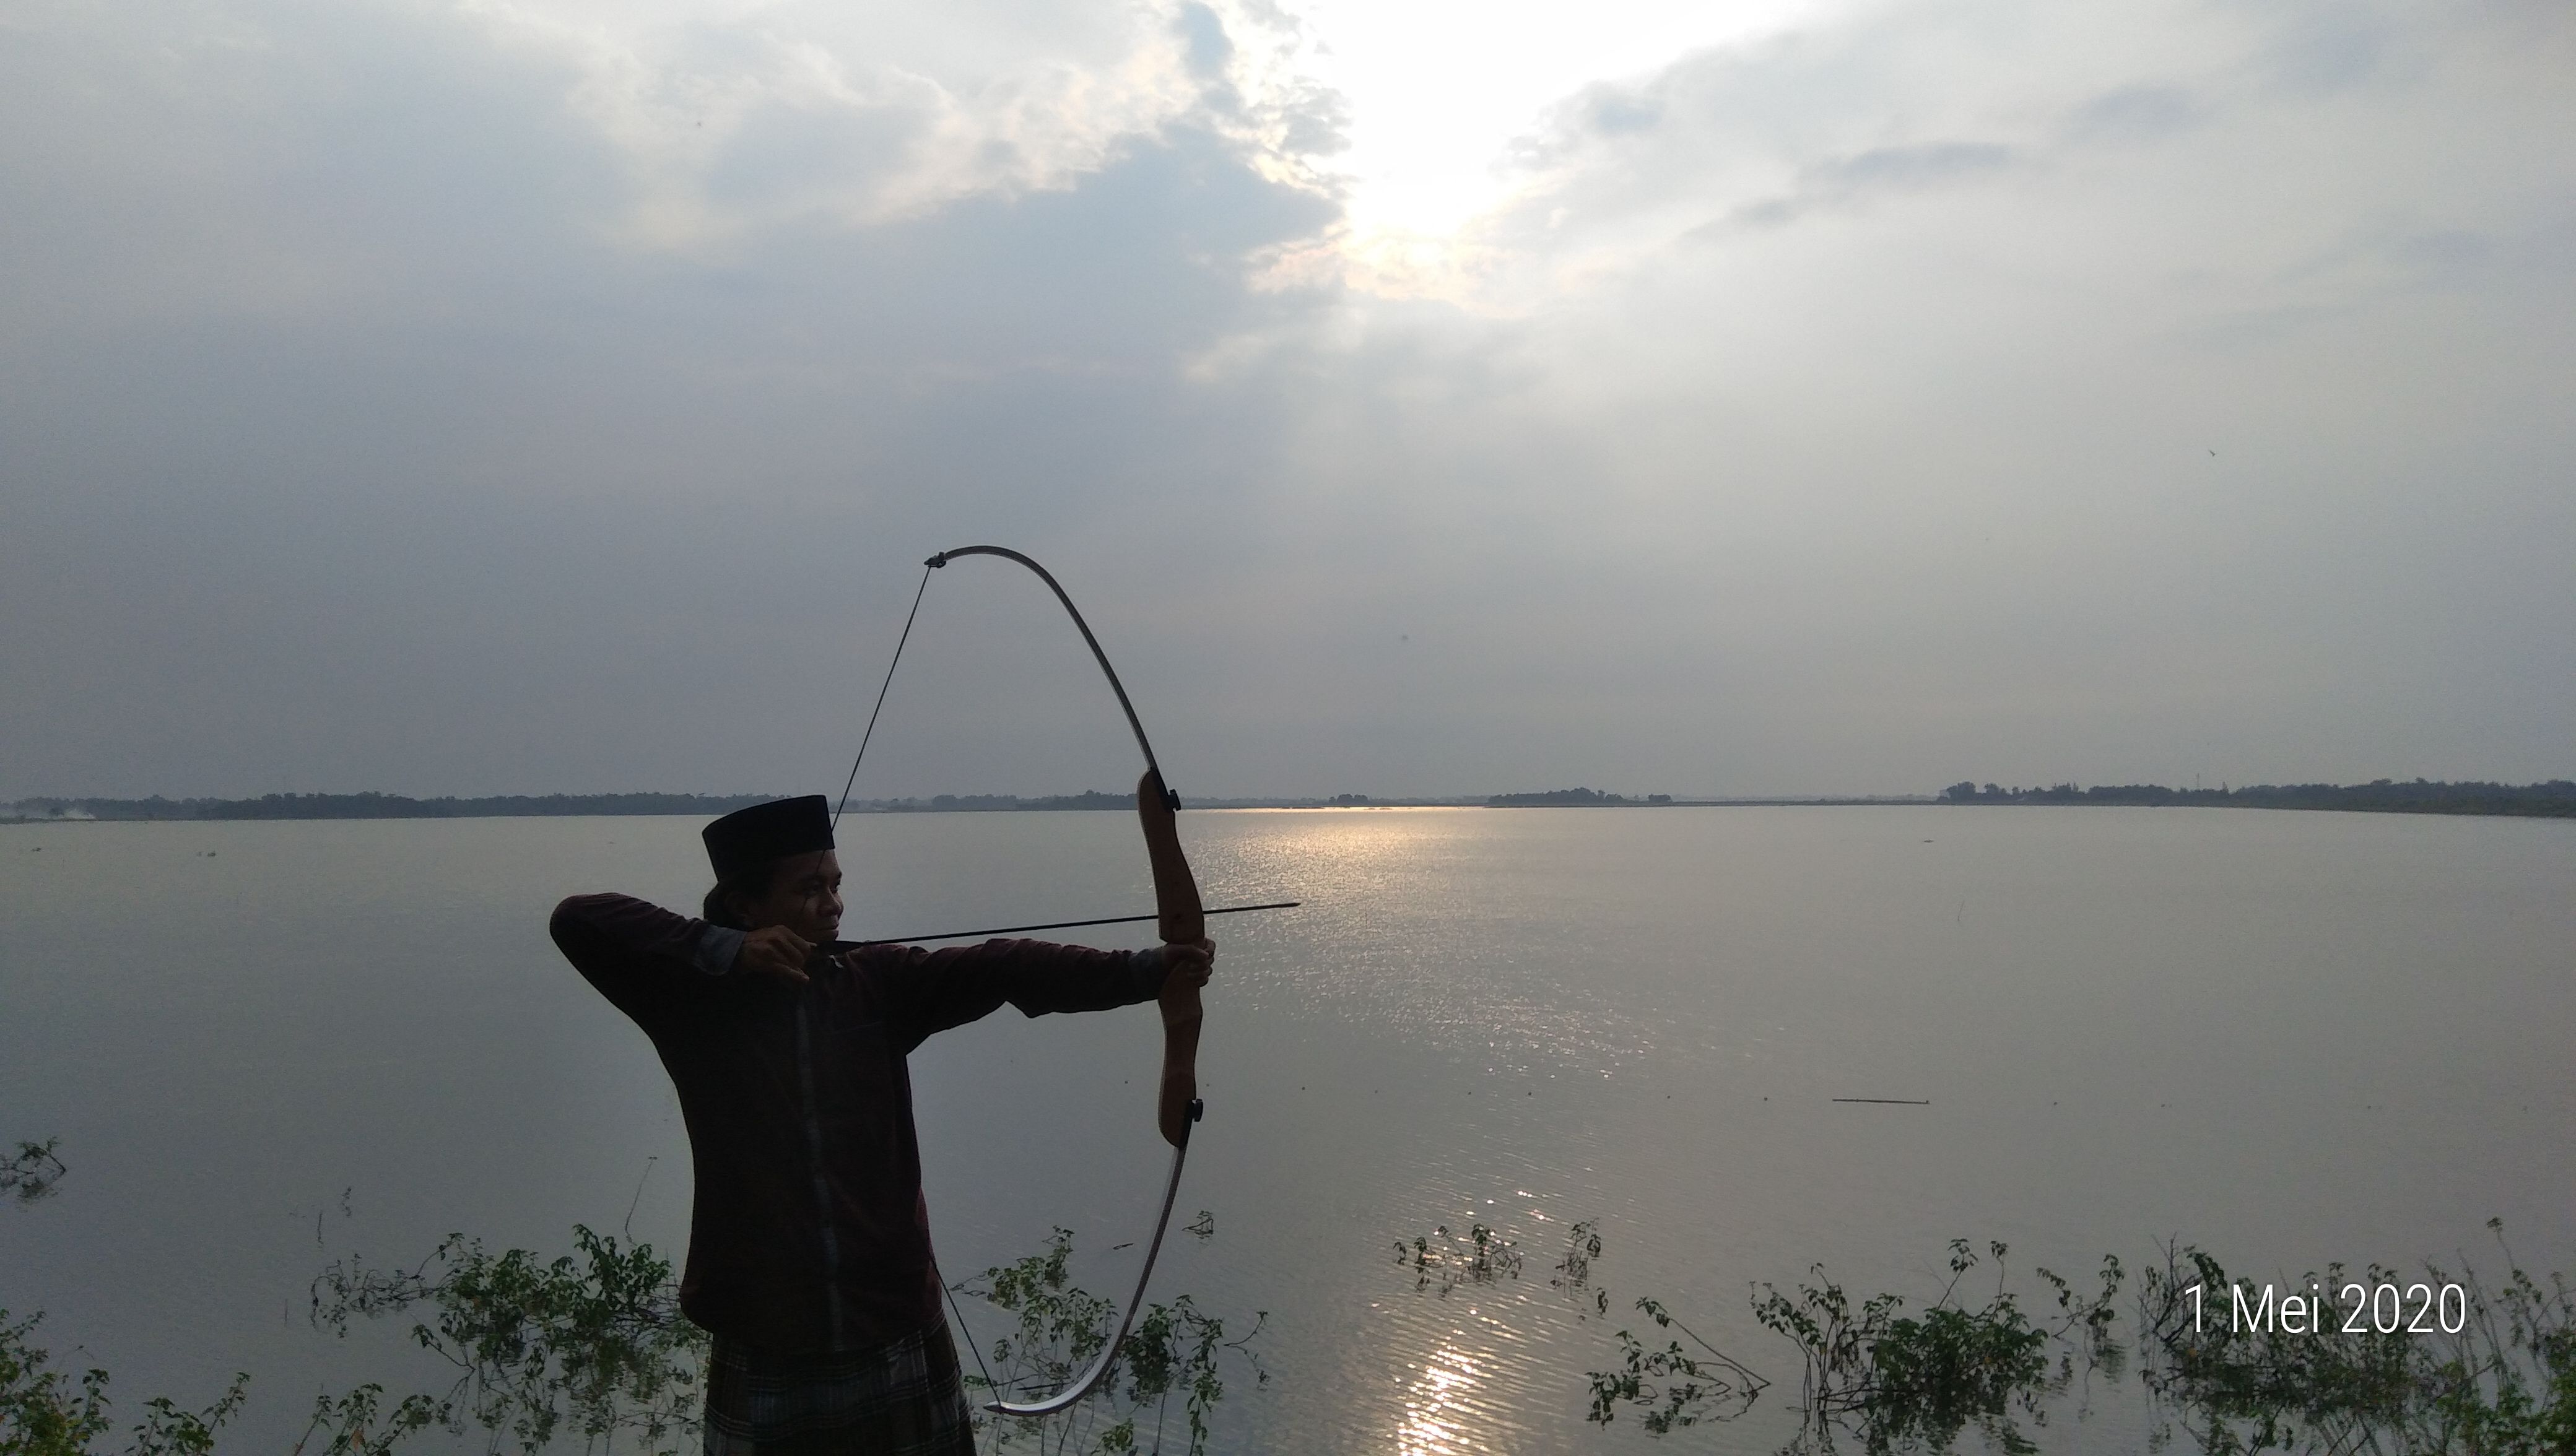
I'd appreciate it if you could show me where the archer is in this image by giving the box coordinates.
[549,792,1214,1454]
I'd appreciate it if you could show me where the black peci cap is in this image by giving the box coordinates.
[703,795,835,880]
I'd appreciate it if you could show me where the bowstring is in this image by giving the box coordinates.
[833,560,937,831]
[835,560,1004,1405]
[941,1261,1003,1408]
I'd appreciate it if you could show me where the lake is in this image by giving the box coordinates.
[3,807,2571,1453]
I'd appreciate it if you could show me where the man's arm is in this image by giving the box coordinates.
[548,894,809,1021]
[868,937,1212,1052]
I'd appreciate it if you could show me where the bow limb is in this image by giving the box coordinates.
[1138,768,1206,1148]
[975,773,1207,1421]
[907,547,1223,1419]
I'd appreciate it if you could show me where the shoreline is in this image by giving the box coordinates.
[8,781,2572,824]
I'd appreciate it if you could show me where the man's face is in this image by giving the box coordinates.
[740,849,843,943]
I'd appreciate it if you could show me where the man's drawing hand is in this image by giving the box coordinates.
[737,925,813,984]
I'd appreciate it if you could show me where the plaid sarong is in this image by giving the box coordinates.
[703,1324,975,1456]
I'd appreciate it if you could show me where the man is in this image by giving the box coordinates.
[549,794,1214,1455]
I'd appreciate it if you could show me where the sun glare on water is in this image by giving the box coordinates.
[1397,1338,1490,1454]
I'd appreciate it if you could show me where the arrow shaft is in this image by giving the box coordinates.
[838,899,1299,948]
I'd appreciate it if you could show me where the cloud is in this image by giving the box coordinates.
[0,0,1353,798]
[1,0,2570,802]
[1721,139,2020,229]
[2065,84,2203,144]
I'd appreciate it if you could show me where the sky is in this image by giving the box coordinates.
[2,0,2570,800]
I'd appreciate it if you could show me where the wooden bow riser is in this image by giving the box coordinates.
[1136,768,1205,1148]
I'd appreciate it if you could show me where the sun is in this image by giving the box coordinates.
[1277,0,1828,282]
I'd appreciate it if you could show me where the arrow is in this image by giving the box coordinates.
[835,899,1299,948]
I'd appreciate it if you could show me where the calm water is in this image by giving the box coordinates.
[3,808,2571,1454]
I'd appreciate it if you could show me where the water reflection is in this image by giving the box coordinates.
[1396,1339,1487,1455]
[6,811,2572,1454]
[1382,1217,1586,1455]
[1194,809,1667,1071]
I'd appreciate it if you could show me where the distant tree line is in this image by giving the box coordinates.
[877,791,1133,812]
[2,791,1186,821]
[4,791,1482,821]
[19,781,2565,823]
[1938,779,2576,817]
[1488,788,1674,807]
[4,792,786,822]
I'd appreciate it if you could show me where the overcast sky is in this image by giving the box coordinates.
[3,0,2569,800]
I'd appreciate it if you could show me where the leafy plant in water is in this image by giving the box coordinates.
[2135,1221,2576,1454]
[1854,1241,2052,1455]
[120,1382,253,1456]
[1556,1217,1771,1432]
[956,1225,1266,1455]
[1393,1223,1525,1296]
[1,1311,248,1456]
[300,1217,1265,1456]
[3,1142,67,1206]
[1391,1216,1772,1437]
[2033,1254,2128,1392]
[1572,1226,2125,1455]
[1590,1297,1770,1434]
[1580,1215,2569,1456]
[3,1140,251,1456]
[1556,1220,1611,1318]
[286,1382,447,1456]
[1749,1259,1905,1450]
[308,1224,708,1456]
[1750,1240,2126,1455]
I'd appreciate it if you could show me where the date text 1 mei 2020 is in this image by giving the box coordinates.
[2184,1280,2469,1335]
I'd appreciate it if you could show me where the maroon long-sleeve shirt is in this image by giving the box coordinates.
[549,893,1167,1351]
